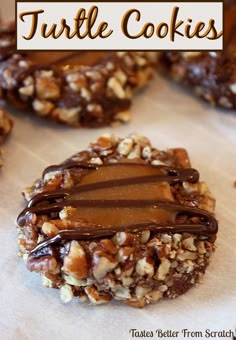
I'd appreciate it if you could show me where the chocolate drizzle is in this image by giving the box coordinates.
[30,208,217,259]
[18,162,200,225]
[42,160,199,179]
[42,160,99,177]
[17,162,218,259]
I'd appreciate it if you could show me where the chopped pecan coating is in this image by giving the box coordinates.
[17,134,217,307]
[0,23,157,127]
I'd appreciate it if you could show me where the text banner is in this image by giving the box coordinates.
[16,2,223,51]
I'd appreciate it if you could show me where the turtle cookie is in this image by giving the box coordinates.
[160,3,236,111]
[0,23,157,127]
[17,134,218,307]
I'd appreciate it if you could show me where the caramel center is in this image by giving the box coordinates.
[28,51,107,66]
[66,164,175,227]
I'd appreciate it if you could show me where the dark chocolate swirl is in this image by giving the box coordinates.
[30,206,217,259]
[17,162,218,258]
[18,162,200,226]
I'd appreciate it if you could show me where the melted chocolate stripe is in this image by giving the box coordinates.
[18,160,218,259]
[27,192,66,208]
[17,164,199,227]
[29,217,217,259]
[42,161,199,181]
[17,199,217,235]
[43,161,97,176]
[27,166,199,209]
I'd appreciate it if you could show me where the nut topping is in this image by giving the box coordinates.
[62,241,88,279]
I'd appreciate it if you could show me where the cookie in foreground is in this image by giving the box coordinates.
[17,134,218,307]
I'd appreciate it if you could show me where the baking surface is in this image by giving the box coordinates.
[0,2,236,340]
